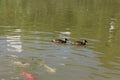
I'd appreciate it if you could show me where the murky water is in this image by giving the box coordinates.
[0,0,120,80]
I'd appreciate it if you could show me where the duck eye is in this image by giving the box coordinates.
[85,40,88,42]
[65,38,68,40]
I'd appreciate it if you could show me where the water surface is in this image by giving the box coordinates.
[0,0,120,80]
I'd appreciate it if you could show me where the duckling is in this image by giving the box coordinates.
[52,38,68,43]
[72,40,88,46]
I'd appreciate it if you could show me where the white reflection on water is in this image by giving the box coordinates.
[14,29,22,33]
[107,21,116,46]
[109,21,115,32]
[60,32,71,35]
[6,29,22,52]
[6,35,22,52]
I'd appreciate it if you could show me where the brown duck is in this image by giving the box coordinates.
[72,40,88,46]
[52,38,68,43]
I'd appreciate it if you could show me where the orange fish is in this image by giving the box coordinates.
[22,71,35,80]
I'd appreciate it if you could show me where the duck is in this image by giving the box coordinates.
[72,40,88,46]
[52,38,68,43]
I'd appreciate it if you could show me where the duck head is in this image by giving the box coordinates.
[82,40,88,45]
[64,38,68,41]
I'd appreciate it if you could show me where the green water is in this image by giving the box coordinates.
[0,0,120,80]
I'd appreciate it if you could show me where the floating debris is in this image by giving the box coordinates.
[12,61,30,67]
[42,64,56,73]
[8,55,18,58]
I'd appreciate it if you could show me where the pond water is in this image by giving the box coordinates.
[0,0,120,80]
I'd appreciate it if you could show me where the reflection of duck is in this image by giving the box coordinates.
[52,38,68,43]
[72,40,88,46]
